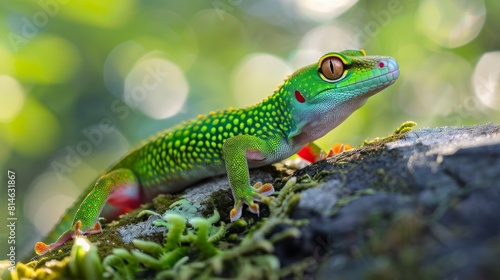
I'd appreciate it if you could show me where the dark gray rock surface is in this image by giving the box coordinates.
[276,123,500,279]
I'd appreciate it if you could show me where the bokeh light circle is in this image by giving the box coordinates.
[231,53,291,107]
[473,51,500,111]
[292,0,359,22]
[124,57,189,119]
[416,0,486,48]
[0,75,25,122]
[293,24,359,68]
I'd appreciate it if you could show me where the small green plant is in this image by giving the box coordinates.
[103,209,225,279]
[103,177,310,279]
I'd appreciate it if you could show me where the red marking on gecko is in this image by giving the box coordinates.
[295,90,305,103]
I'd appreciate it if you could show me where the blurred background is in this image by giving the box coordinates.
[0,0,499,259]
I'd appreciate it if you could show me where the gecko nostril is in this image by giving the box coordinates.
[378,61,385,68]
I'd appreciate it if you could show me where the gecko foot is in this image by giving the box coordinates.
[34,229,74,255]
[229,182,275,222]
[34,220,103,255]
[34,241,50,256]
[326,143,353,157]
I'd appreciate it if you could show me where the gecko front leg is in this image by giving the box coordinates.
[222,134,276,221]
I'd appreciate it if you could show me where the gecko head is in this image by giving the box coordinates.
[282,49,400,141]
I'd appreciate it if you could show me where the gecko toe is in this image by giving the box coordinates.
[248,203,260,215]
[34,242,49,255]
[87,221,102,234]
[253,182,263,189]
[74,220,84,236]
[254,182,274,197]
[230,204,243,222]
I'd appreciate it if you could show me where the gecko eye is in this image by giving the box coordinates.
[319,56,345,81]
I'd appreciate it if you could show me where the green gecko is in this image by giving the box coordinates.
[34,49,400,255]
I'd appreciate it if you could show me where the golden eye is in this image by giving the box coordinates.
[320,56,345,81]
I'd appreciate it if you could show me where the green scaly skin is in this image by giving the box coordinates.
[34,50,400,255]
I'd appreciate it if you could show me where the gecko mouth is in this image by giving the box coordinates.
[363,68,400,90]
[348,58,400,92]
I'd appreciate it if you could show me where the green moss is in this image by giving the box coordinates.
[363,121,417,147]
[152,193,182,215]
[201,188,233,221]
[328,188,376,216]
[95,177,311,279]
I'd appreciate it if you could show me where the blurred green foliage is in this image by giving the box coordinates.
[0,0,499,259]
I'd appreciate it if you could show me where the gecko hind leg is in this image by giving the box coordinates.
[34,168,140,255]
